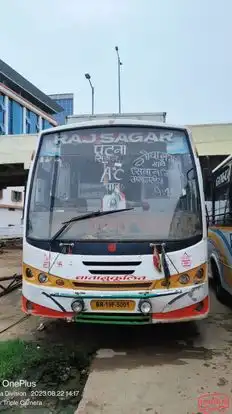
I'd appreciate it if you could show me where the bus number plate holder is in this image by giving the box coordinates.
[90,299,135,311]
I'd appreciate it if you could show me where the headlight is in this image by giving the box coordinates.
[138,300,152,315]
[71,299,84,313]
[195,268,204,279]
[193,268,204,284]
[178,274,190,284]
[38,273,48,283]
[26,268,33,278]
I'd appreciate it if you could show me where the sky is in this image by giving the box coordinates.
[1,0,232,125]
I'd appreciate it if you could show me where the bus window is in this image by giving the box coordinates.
[214,163,232,225]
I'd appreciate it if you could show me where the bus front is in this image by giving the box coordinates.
[22,121,209,324]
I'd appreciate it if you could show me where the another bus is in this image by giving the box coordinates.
[207,155,232,304]
[22,119,209,324]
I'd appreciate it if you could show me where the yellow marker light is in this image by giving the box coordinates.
[56,279,65,286]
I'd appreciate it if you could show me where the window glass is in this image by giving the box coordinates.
[27,126,202,241]
[213,163,232,225]
[8,100,23,134]
[42,119,53,130]
[0,93,5,135]
[26,109,39,133]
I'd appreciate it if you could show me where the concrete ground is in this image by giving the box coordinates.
[76,293,232,414]
[0,249,232,414]
[0,248,45,339]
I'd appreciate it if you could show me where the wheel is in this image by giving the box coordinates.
[211,259,229,305]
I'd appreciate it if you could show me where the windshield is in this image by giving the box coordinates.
[26,126,202,241]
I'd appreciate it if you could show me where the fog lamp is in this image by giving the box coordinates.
[139,300,152,315]
[26,300,34,311]
[71,299,84,313]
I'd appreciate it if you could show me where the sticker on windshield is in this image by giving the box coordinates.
[181,252,192,268]
[167,136,189,155]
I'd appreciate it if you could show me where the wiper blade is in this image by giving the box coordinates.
[51,208,134,242]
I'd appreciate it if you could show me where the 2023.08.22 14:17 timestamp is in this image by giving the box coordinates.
[30,390,79,397]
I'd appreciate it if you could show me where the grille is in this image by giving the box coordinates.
[82,260,141,275]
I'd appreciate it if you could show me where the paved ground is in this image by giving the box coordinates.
[75,292,232,414]
[0,249,232,414]
[0,248,44,339]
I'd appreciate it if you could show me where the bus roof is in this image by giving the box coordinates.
[39,118,190,135]
[212,154,232,173]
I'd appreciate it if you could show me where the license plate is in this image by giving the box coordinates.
[90,300,135,311]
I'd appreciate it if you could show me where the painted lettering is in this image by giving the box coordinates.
[53,131,175,145]
[76,275,147,281]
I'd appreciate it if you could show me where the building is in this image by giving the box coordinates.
[187,122,231,182]
[0,59,63,135]
[0,59,63,237]
[49,93,74,125]
[0,186,24,238]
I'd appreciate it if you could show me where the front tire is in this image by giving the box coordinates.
[211,259,229,305]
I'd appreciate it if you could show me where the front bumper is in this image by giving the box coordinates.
[22,281,209,324]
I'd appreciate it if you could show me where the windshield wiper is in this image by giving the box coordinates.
[51,208,134,242]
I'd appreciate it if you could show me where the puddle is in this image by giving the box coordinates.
[92,344,213,371]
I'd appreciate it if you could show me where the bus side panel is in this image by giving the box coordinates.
[208,227,232,295]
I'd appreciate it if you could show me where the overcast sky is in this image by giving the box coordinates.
[1,0,231,124]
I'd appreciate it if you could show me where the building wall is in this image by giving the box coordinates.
[0,186,24,207]
[49,93,74,125]
[0,83,56,135]
[0,186,24,229]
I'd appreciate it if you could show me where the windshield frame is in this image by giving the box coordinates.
[25,124,203,244]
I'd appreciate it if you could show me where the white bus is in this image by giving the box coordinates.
[22,118,208,324]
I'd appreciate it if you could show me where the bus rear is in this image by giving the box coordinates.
[22,120,208,324]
